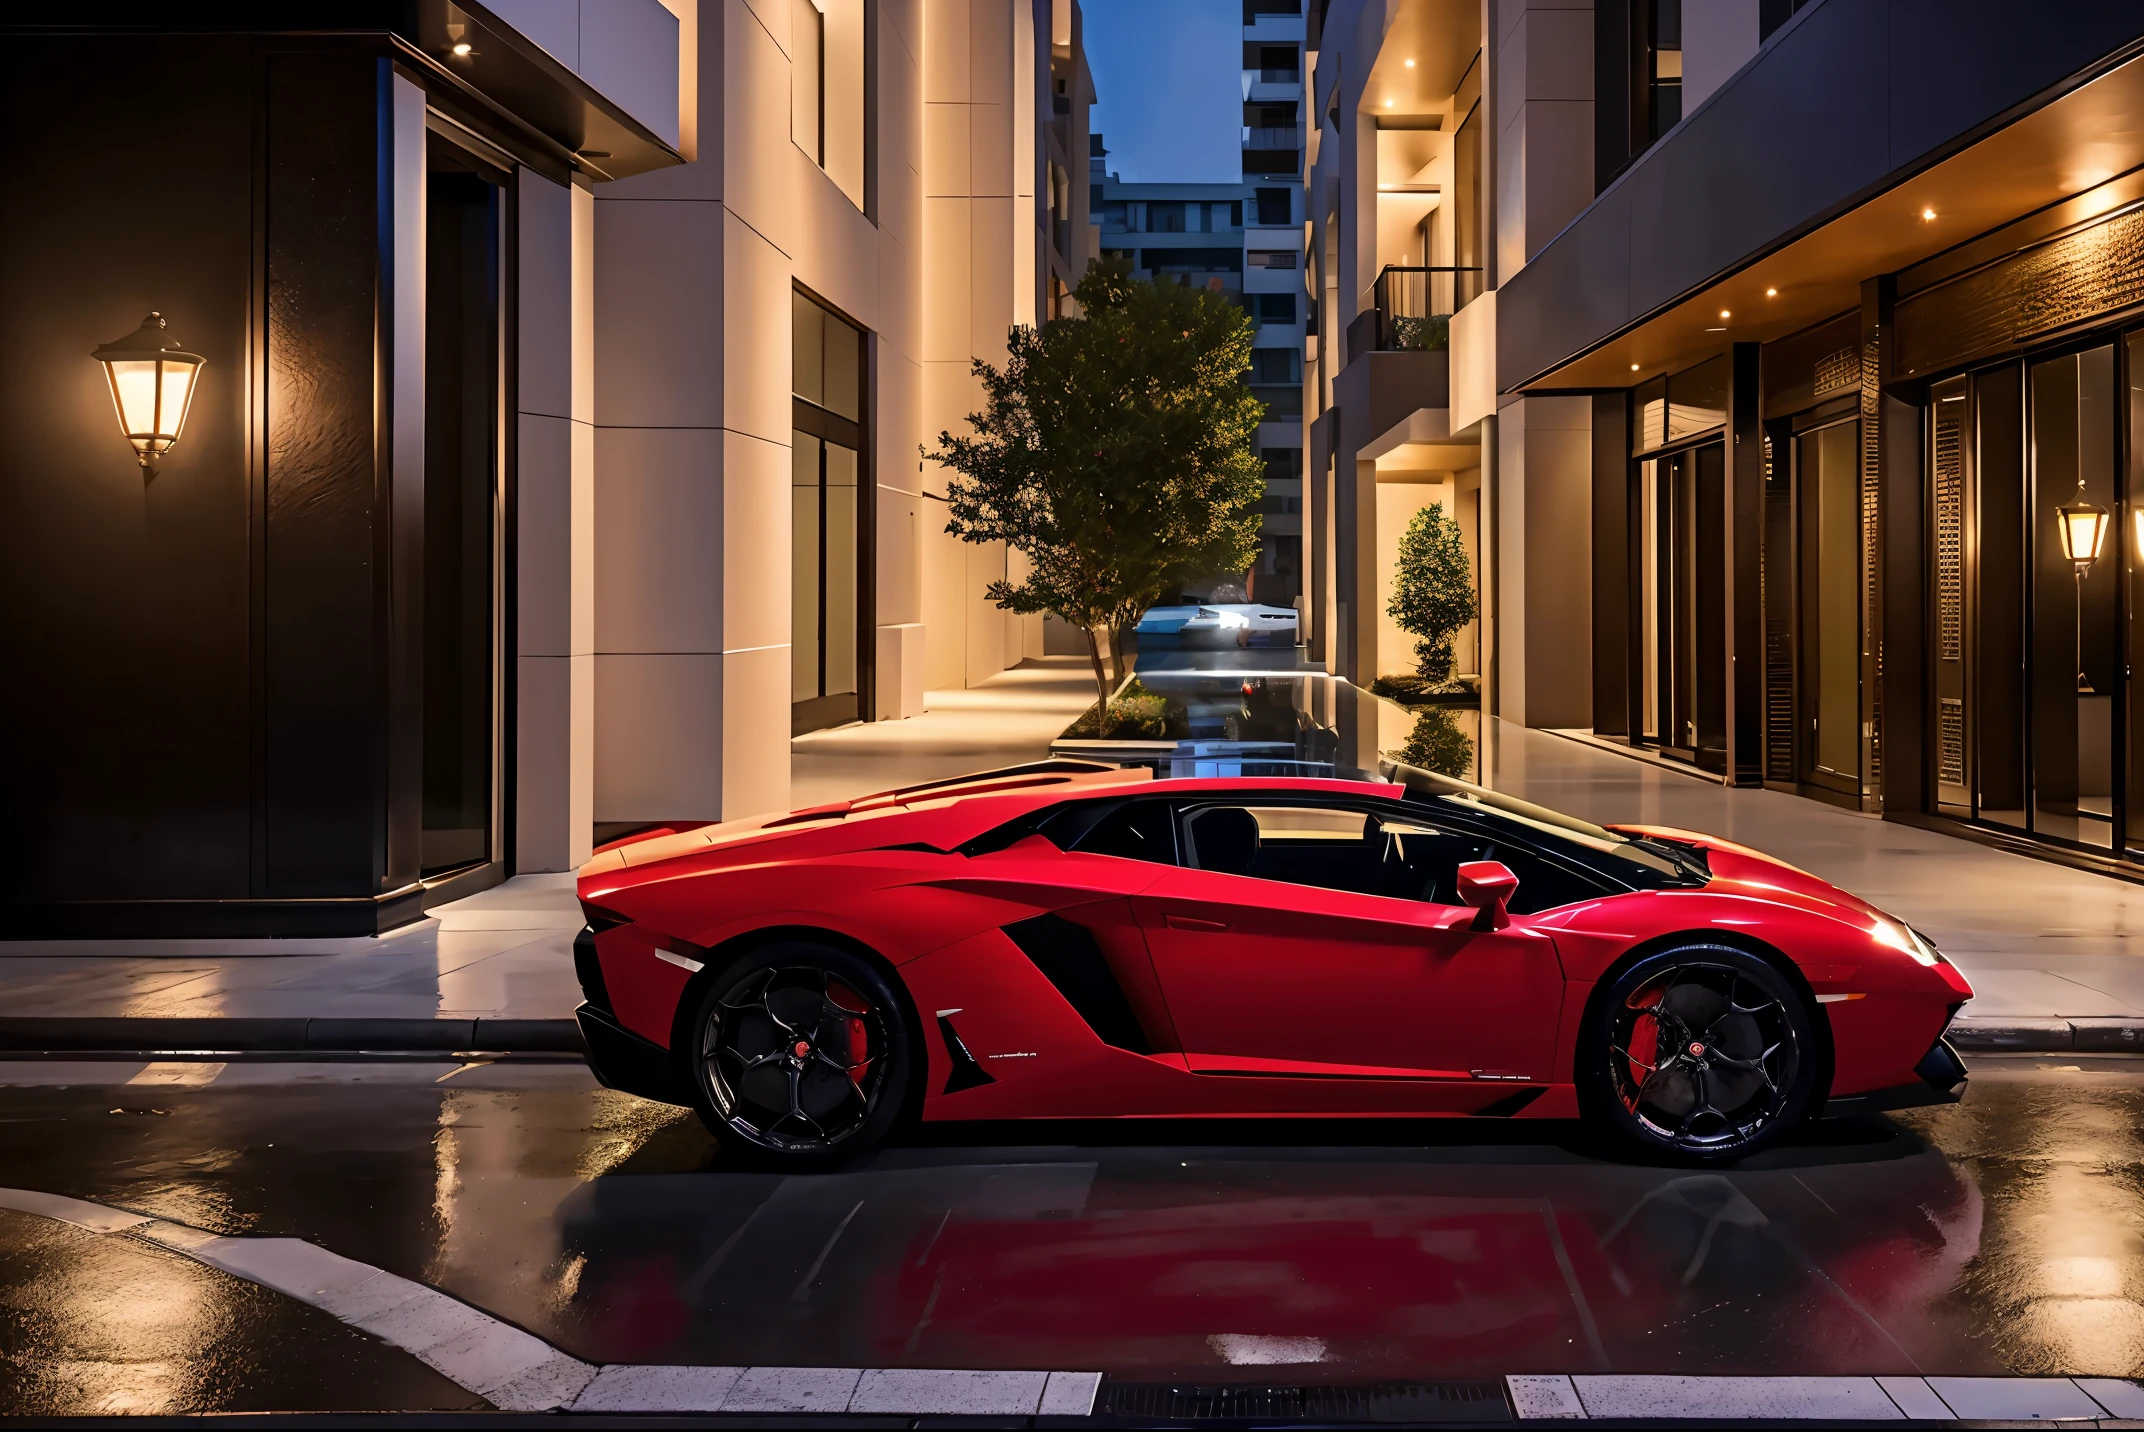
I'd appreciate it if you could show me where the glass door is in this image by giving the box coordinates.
[420,142,503,876]
[1635,442,1726,768]
[2028,344,2118,849]
[1795,419,1861,796]
[791,290,869,736]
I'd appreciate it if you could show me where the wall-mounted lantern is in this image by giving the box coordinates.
[91,313,204,473]
[2058,491,2109,693]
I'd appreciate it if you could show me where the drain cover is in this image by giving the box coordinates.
[1092,1380,1511,1424]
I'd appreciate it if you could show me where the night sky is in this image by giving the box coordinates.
[1083,0,1243,183]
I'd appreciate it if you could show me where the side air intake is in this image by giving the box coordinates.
[1000,913,1152,1054]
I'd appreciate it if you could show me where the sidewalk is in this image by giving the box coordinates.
[6,677,2144,1051]
[0,660,1097,1046]
[1484,720,2144,1026]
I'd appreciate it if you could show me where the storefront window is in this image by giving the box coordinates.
[1939,342,2130,853]
[2029,345,2118,848]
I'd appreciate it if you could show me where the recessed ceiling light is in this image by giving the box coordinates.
[450,41,472,56]
[1404,58,1416,68]
[1765,287,1777,297]
[1921,207,1937,220]
[1719,309,1730,319]
[1384,98,1395,107]
[1630,363,1640,372]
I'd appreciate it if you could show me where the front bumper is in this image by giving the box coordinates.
[577,1003,690,1106]
[1821,1035,1968,1119]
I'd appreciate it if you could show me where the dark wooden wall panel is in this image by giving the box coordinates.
[263,52,385,897]
[0,36,254,901]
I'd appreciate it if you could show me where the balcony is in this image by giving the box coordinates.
[1242,125,1303,151]
[1344,266,1483,356]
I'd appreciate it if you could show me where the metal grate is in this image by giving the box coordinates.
[1939,697,1967,788]
[1763,432,1795,782]
[1860,339,1883,800]
[1933,399,1966,663]
[1096,1380,1511,1424]
[1814,346,1859,396]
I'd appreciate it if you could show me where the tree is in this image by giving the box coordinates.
[928,258,1267,720]
[1387,501,1478,686]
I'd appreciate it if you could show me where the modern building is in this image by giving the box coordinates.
[0,0,1091,936]
[1084,0,1308,608]
[1307,0,2144,878]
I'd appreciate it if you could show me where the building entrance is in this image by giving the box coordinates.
[1795,419,1862,798]
[1636,442,1725,769]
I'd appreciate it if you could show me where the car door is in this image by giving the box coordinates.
[1130,797,1567,1092]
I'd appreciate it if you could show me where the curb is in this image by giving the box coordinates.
[0,1015,2133,1060]
[0,1016,584,1056]
[1948,1015,2144,1054]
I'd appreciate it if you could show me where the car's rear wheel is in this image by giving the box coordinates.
[1582,945,1815,1161]
[687,941,913,1170]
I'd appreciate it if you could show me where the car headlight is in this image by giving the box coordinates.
[1872,917,1943,967]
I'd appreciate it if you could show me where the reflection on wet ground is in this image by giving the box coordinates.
[0,1057,2140,1413]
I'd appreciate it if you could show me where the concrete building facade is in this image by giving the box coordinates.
[0,0,1089,936]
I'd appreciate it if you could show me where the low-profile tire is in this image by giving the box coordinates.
[686,940,914,1170]
[1580,944,1816,1162]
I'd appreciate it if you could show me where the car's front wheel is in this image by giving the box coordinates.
[687,941,913,1169]
[1581,945,1816,1161]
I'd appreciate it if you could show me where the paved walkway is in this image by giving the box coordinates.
[790,657,1096,807]
[0,660,1098,1026]
[1486,720,2144,1018]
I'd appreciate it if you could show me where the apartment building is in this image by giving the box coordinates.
[1307,0,2144,878]
[0,0,1090,936]
[1083,0,1309,607]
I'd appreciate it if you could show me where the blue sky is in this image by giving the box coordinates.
[1083,0,1241,183]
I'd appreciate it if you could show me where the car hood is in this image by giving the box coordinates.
[1611,823,1890,922]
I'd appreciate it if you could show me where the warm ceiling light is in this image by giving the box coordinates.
[451,41,473,56]
[1921,207,1937,221]
[1765,287,1778,297]
[92,312,204,473]
[1719,309,1730,319]
[1630,363,1640,372]
[1384,98,1394,107]
[1404,58,1415,67]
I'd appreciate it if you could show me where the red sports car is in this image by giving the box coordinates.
[573,760,1972,1168]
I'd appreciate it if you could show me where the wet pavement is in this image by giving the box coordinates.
[1,1057,2143,1414]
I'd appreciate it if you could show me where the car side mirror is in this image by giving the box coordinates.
[1456,860,1518,931]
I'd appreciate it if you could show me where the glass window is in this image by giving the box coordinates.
[792,0,865,210]
[1067,801,1179,863]
[1179,800,1611,912]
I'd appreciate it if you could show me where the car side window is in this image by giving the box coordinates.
[1180,800,1606,913]
[1065,799,1180,864]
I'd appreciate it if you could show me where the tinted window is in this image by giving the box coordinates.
[1066,800,1179,864]
[1182,800,1610,913]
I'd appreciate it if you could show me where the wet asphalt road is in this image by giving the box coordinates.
[1,1056,2141,1415]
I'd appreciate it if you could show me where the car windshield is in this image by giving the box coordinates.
[1385,762,1708,888]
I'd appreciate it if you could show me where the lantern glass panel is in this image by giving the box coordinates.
[106,359,162,446]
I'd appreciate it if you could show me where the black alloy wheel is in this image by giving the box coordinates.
[689,941,913,1169]
[1584,945,1815,1160]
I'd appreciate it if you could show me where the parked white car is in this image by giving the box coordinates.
[1138,602,1299,647]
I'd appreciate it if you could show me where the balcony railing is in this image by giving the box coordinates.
[1242,125,1303,150]
[1369,266,1483,352]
